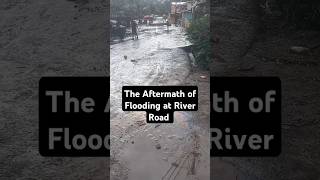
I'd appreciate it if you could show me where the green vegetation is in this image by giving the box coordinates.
[111,0,171,19]
[186,16,212,69]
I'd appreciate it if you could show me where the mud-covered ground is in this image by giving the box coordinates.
[212,0,320,179]
[1,0,319,179]
[110,25,210,180]
[0,0,109,179]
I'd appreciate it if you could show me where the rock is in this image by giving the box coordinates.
[290,46,310,54]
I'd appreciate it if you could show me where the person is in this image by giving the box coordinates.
[131,20,138,40]
[166,20,170,31]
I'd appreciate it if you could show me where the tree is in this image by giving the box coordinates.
[111,0,171,20]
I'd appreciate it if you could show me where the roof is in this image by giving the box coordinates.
[172,2,187,5]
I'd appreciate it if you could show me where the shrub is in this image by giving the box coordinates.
[186,16,212,69]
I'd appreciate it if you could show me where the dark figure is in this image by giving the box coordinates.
[131,20,138,40]
[166,20,170,31]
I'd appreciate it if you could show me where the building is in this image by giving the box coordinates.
[170,0,208,28]
[170,1,192,27]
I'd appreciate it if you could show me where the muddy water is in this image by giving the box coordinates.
[110,26,209,180]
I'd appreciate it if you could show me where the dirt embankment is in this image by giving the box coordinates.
[211,0,320,179]
[0,0,109,179]
[211,0,260,75]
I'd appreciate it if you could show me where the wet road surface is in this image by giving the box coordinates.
[110,25,210,180]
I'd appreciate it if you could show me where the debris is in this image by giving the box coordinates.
[171,162,179,167]
[135,120,146,126]
[155,143,161,150]
[155,124,161,128]
[200,75,207,79]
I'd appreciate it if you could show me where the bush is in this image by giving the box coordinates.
[186,16,212,69]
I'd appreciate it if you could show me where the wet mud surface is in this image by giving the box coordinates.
[0,0,109,179]
[110,26,210,180]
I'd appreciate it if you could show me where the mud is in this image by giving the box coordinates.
[211,0,320,179]
[0,0,109,179]
[110,25,210,180]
